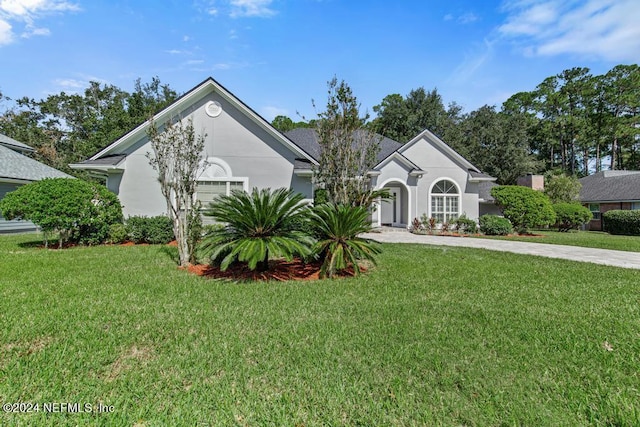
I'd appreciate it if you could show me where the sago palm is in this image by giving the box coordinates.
[199,187,313,272]
[310,203,381,278]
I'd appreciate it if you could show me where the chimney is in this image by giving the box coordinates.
[517,174,544,191]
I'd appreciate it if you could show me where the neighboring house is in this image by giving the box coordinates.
[71,77,495,227]
[478,181,501,217]
[579,170,640,231]
[0,133,72,233]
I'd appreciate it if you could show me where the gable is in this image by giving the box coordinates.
[80,77,317,165]
[398,129,478,172]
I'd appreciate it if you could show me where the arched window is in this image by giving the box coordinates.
[430,179,459,224]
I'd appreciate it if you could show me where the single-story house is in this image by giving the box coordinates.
[0,133,72,232]
[580,170,640,231]
[71,77,495,227]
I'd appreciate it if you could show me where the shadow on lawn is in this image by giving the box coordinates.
[158,245,179,264]
[18,238,50,248]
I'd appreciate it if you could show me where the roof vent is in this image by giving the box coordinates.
[205,101,222,118]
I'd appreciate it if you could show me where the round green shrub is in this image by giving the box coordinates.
[603,210,640,236]
[108,223,129,244]
[479,214,513,236]
[0,178,123,247]
[553,203,592,232]
[491,185,556,233]
[453,214,478,234]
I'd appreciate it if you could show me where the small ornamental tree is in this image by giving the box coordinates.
[314,77,381,206]
[0,178,122,247]
[544,172,582,203]
[553,203,592,231]
[147,116,206,266]
[491,185,556,233]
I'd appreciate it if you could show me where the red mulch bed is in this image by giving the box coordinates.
[181,258,363,282]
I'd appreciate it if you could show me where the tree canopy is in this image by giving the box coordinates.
[0,77,178,175]
[1,65,638,184]
[313,77,381,206]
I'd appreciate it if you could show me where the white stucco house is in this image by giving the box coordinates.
[71,77,495,227]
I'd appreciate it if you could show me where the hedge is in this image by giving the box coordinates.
[479,214,513,236]
[126,216,175,244]
[553,203,592,232]
[603,210,640,236]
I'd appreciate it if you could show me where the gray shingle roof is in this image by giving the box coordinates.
[78,154,126,166]
[0,144,72,181]
[284,128,403,166]
[0,133,34,153]
[469,170,495,180]
[579,170,640,202]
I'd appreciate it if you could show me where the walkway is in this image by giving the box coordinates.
[361,230,640,270]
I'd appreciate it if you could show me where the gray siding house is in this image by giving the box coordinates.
[0,133,72,232]
[72,77,494,227]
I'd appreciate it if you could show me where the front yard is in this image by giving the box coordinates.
[1,234,639,425]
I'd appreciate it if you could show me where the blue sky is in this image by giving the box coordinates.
[1,0,638,122]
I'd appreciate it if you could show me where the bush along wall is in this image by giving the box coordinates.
[126,216,175,244]
[603,210,640,236]
[479,214,513,236]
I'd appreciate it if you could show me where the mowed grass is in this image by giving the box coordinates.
[475,229,640,252]
[1,234,639,426]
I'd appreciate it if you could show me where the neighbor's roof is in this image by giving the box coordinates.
[478,181,499,202]
[579,170,640,202]
[0,133,34,153]
[284,128,403,170]
[0,144,72,181]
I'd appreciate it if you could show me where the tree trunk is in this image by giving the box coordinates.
[257,250,269,272]
[611,137,618,170]
[172,211,190,267]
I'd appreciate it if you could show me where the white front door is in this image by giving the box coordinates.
[381,188,402,227]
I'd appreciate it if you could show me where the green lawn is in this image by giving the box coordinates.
[474,229,640,252]
[1,233,639,426]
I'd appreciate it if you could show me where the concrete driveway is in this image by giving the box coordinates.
[361,231,640,270]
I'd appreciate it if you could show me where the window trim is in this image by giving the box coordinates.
[588,203,601,220]
[429,178,461,224]
[195,178,249,203]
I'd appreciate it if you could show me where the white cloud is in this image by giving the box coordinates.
[458,12,478,24]
[261,105,289,122]
[0,0,79,44]
[229,0,275,18]
[53,77,87,90]
[449,38,494,84]
[22,25,48,37]
[49,75,108,95]
[499,0,640,62]
[0,18,12,45]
